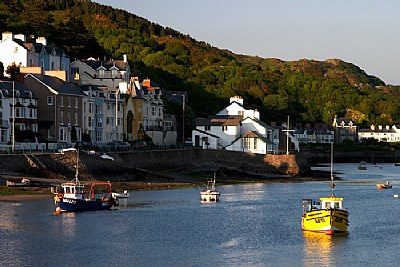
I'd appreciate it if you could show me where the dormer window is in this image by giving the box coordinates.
[99,69,105,78]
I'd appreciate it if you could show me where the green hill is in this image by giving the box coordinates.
[1,0,400,128]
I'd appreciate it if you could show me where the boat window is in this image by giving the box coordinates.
[325,202,331,209]
[334,202,340,208]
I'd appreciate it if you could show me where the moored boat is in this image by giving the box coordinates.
[6,178,30,187]
[376,181,392,190]
[200,173,220,202]
[358,161,367,170]
[112,190,130,198]
[302,142,349,235]
[54,150,118,213]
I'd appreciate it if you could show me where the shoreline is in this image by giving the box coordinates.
[0,172,331,201]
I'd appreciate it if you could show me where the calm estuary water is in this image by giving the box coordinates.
[1,163,400,267]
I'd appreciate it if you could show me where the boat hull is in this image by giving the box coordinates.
[302,209,349,234]
[56,197,114,212]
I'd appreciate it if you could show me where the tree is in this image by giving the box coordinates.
[6,62,20,81]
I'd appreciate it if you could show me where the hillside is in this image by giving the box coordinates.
[1,0,400,128]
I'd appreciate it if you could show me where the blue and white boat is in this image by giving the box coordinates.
[54,150,118,213]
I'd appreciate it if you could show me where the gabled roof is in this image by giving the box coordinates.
[79,58,128,71]
[242,116,275,130]
[196,115,242,127]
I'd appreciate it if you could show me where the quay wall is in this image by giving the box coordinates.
[116,149,311,176]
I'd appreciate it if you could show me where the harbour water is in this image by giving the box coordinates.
[1,163,400,266]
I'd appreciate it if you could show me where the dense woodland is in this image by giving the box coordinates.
[1,0,400,129]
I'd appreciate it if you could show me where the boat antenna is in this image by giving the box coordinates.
[330,141,335,197]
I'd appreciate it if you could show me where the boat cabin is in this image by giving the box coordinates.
[62,182,85,199]
[302,197,344,213]
[319,197,343,210]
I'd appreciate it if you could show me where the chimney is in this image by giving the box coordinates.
[2,32,13,41]
[143,78,151,87]
[36,37,47,45]
[14,34,26,42]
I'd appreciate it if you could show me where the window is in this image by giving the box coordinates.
[29,59,33,67]
[41,60,45,68]
[99,69,105,78]
[60,97,64,107]
[74,113,78,125]
[96,131,102,142]
[88,117,94,127]
[152,106,156,116]
[97,117,103,128]
[71,67,79,75]
[75,98,78,108]
[96,105,102,114]
[14,47,18,53]
[47,96,53,105]
[60,111,64,124]
[222,125,228,131]
[111,69,118,77]
[67,112,71,125]
[238,110,244,117]
[205,125,211,131]
[68,97,71,107]
[51,62,55,70]
[88,102,94,113]
[107,103,111,110]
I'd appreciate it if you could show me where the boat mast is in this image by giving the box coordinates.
[330,141,335,197]
[75,149,79,183]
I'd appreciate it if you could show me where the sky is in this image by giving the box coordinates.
[94,0,400,85]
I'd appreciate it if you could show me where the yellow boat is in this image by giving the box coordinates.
[301,197,349,234]
[302,142,349,235]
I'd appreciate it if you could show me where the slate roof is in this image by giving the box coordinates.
[39,75,85,96]
[196,115,242,127]
[80,58,128,71]
[243,117,275,130]
[358,127,395,133]
[0,81,36,98]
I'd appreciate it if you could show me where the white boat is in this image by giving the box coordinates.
[358,161,367,170]
[112,190,130,198]
[6,178,30,187]
[200,173,220,202]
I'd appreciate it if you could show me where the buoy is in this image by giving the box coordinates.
[55,207,62,214]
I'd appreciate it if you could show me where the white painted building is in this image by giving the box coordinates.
[0,32,70,78]
[358,125,400,142]
[192,96,298,154]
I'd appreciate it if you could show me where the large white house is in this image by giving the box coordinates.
[192,96,299,154]
[358,125,400,142]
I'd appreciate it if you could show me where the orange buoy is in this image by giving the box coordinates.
[55,207,62,214]
[377,185,383,190]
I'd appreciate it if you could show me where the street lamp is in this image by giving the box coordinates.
[11,81,15,153]
[172,93,185,143]
[115,88,120,142]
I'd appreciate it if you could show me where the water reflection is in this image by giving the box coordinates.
[303,231,348,267]
[60,212,77,238]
